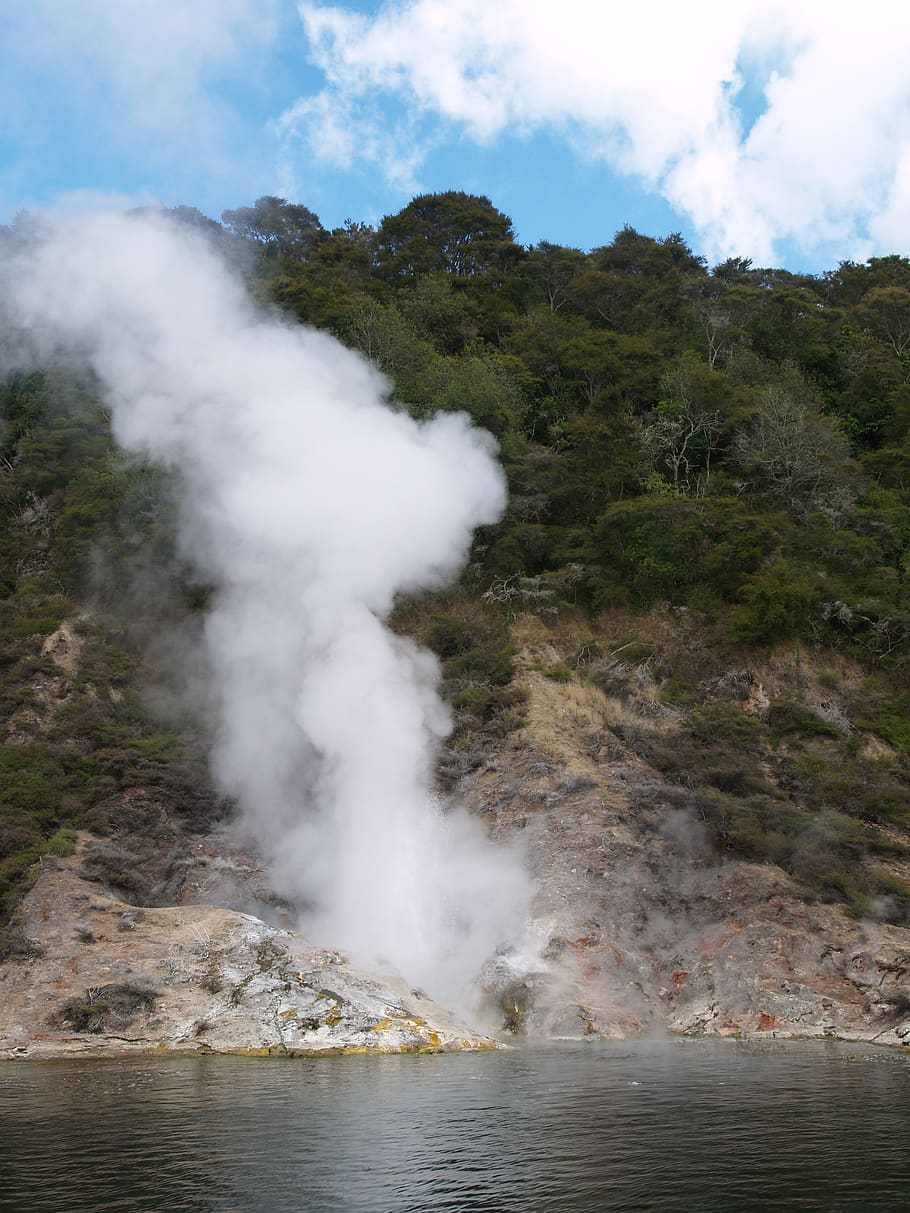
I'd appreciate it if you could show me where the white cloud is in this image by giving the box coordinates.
[276,90,427,193]
[287,0,910,263]
[11,0,277,123]
[0,0,281,205]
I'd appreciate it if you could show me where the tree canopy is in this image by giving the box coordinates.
[374,191,520,279]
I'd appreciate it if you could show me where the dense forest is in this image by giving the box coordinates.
[2,190,909,938]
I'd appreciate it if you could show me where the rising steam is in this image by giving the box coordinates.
[2,211,532,1010]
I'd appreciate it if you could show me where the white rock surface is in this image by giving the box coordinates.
[0,850,498,1059]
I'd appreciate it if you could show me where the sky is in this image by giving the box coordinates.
[2,0,910,271]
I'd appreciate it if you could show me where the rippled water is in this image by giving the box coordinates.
[1,1040,908,1212]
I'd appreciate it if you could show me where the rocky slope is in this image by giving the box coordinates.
[0,835,494,1059]
[3,620,499,1059]
[2,611,909,1056]
[470,616,910,1046]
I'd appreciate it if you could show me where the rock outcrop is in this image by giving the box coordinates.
[0,842,496,1059]
[467,622,910,1047]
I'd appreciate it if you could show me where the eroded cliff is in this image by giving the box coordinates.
[468,614,910,1045]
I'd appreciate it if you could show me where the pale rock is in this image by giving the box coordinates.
[0,856,498,1060]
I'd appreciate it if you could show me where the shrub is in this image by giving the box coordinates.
[703,762,774,797]
[53,983,158,1033]
[686,702,767,750]
[659,677,696,707]
[0,827,77,922]
[730,561,819,643]
[767,699,842,740]
[849,681,910,752]
[0,920,45,961]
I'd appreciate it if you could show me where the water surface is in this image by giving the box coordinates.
[1,1040,908,1211]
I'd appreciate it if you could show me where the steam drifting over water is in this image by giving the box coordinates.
[3,211,532,1010]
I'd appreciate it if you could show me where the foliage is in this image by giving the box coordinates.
[732,384,856,513]
[54,983,158,1033]
[4,191,910,927]
[375,191,520,280]
[628,695,909,921]
[221,196,323,260]
[392,597,528,784]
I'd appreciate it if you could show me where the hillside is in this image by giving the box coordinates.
[2,604,908,1052]
[1,195,909,1049]
[466,612,909,1042]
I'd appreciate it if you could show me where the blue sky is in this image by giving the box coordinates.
[3,1,910,271]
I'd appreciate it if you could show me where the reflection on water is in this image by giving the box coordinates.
[0,1040,908,1212]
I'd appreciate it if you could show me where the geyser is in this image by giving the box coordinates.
[3,210,532,1011]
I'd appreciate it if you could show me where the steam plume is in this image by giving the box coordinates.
[3,211,531,1009]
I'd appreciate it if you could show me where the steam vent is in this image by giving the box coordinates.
[0,837,496,1058]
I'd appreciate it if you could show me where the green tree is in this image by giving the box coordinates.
[375,192,520,280]
[572,227,706,336]
[416,353,525,436]
[522,242,587,313]
[856,286,910,361]
[221,197,324,260]
[397,274,475,354]
[344,302,435,396]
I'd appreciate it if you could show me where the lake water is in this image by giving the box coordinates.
[0,1040,908,1212]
